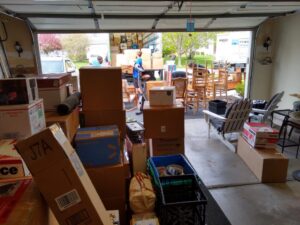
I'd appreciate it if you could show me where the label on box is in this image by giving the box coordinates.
[55,189,81,211]
[70,152,84,177]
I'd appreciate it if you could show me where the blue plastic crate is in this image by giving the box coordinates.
[148,154,197,187]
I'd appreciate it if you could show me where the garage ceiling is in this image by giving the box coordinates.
[0,1,300,32]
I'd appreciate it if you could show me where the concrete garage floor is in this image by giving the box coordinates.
[185,119,300,225]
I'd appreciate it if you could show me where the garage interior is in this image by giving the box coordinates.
[0,1,300,225]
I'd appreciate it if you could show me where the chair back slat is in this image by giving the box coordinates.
[171,78,188,99]
[223,99,252,134]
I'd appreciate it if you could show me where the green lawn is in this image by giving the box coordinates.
[164,54,215,69]
[74,60,89,69]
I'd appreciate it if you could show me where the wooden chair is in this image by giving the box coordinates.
[171,77,188,105]
[203,99,252,152]
[122,79,136,103]
[185,67,208,114]
[215,68,228,101]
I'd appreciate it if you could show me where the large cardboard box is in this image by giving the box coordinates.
[149,86,176,107]
[151,138,184,156]
[143,101,184,139]
[15,124,112,225]
[145,81,168,99]
[37,73,71,111]
[126,137,148,174]
[0,78,39,105]
[80,67,123,111]
[86,162,127,199]
[82,109,126,138]
[45,108,79,142]
[0,139,30,179]
[75,125,121,167]
[237,137,288,183]
[0,99,46,140]
[243,122,279,148]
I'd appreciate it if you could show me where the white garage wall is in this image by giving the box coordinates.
[251,12,300,109]
[270,13,300,109]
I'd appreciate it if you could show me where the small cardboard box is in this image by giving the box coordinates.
[0,78,39,105]
[75,125,121,167]
[80,67,123,111]
[82,109,126,138]
[143,101,184,139]
[149,86,176,107]
[243,122,279,148]
[45,107,79,142]
[151,138,184,156]
[126,137,148,174]
[0,99,46,140]
[15,124,112,225]
[0,139,30,179]
[145,81,168,99]
[237,137,288,183]
[37,73,71,111]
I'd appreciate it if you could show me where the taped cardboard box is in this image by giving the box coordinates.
[143,101,184,139]
[0,139,30,179]
[149,86,176,107]
[0,78,39,105]
[0,99,46,140]
[152,58,164,69]
[37,73,71,111]
[151,138,184,156]
[237,137,288,183]
[75,125,121,167]
[45,107,79,142]
[82,109,126,138]
[16,124,112,225]
[80,67,123,111]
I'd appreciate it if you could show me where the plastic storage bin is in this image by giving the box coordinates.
[148,154,196,187]
[208,100,227,115]
[156,175,207,225]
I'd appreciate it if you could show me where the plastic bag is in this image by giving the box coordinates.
[129,172,156,214]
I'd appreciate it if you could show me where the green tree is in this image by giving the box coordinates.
[162,32,218,66]
[61,34,89,61]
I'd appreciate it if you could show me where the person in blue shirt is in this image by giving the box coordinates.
[133,51,144,94]
[91,56,104,67]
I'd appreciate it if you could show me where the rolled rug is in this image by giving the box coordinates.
[57,92,81,115]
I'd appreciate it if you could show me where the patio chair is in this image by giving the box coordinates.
[203,99,252,152]
[250,91,284,123]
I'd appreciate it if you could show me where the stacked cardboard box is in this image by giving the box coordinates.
[16,124,113,225]
[0,78,46,140]
[79,67,129,224]
[36,73,71,112]
[143,100,185,156]
[45,107,79,142]
[79,67,126,138]
[237,136,288,183]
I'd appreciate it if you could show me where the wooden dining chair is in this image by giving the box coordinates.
[215,68,228,101]
[185,67,208,114]
[171,78,188,106]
